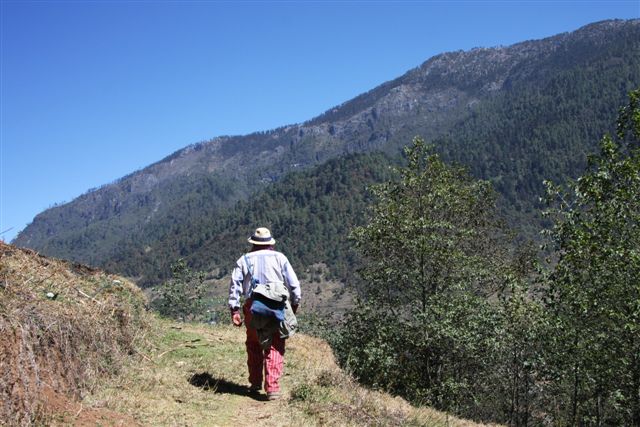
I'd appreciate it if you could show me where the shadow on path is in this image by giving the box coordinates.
[188,372,266,401]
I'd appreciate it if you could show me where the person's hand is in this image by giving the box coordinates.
[292,304,298,314]
[231,310,243,326]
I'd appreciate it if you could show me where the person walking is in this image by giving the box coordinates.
[229,227,302,400]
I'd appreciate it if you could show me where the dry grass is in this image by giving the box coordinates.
[84,319,250,426]
[286,339,495,427]
[0,242,148,425]
[85,319,497,427]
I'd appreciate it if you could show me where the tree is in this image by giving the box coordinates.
[350,137,503,310]
[543,89,640,425]
[336,137,520,419]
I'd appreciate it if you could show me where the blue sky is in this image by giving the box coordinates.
[1,1,639,243]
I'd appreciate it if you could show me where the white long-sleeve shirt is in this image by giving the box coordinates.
[228,249,301,310]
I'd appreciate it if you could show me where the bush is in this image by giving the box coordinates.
[151,259,208,322]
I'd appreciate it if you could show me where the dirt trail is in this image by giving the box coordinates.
[48,320,495,427]
[71,321,328,426]
[224,336,326,426]
[224,396,289,426]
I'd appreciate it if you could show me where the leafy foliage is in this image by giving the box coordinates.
[349,138,504,306]
[541,89,640,425]
[334,138,545,422]
[336,90,640,425]
[150,259,208,322]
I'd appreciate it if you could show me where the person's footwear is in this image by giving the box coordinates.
[249,384,261,394]
[266,391,281,401]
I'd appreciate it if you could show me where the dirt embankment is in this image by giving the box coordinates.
[0,242,148,425]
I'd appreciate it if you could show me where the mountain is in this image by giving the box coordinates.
[13,19,640,286]
[100,152,395,286]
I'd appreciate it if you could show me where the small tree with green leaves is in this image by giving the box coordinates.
[151,259,208,322]
[349,137,504,310]
[336,137,536,420]
[543,89,640,425]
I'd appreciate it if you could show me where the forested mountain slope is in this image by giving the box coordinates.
[13,19,640,286]
[102,152,395,285]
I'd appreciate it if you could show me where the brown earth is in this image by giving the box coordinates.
[37,387,140,426]
[0,242,148,425]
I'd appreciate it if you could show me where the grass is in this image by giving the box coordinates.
[83,316,497,427]
[85,317,292,426]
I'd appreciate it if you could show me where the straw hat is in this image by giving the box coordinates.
[248,227,276,245]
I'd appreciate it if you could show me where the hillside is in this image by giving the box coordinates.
[13,19,640,286]
[103,152,395,286]
[0,241,147,425]
[0,243,493,426]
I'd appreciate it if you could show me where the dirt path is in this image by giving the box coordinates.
[73,321,317,426]
[73,321,493,427]
[224,396,287,426]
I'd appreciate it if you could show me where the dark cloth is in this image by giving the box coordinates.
[250,298,285,321]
